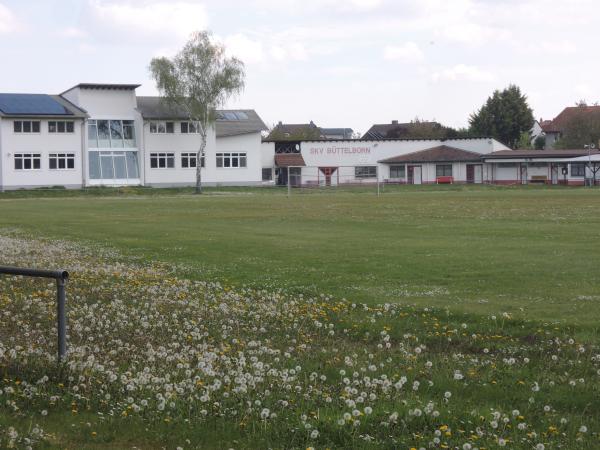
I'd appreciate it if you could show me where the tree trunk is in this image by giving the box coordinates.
[195,133,206,194]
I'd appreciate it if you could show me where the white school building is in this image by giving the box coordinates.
[1,84,599,190]
[0,83,267,190]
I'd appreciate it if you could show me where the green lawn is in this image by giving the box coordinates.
[2,185,600,449]
[1,185,599,327]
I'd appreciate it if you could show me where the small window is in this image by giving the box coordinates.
[262,168,273,181]
[150,152,175,169]
[355,166,377,178]
[14,153,41,170]
[150,121,174,134]
[49,153,75,170]
[180,122,189,134]
[571,163,586,177]
[181,152,203,168]
[14,120,41,133]
[436,164,453,177]
[390,165,405,178]
[216,152,246,168]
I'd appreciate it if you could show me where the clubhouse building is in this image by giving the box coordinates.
[1,84,599,190]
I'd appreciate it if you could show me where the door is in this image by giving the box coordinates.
[466,164,474,183]
[520,164,528,185]
[473,164,483,183]
[408,165,422,185]
[551,164,559,185]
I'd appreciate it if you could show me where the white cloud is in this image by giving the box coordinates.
[59,27,88,39]
[383,42,424,63]
[0,3,20,34]
[86,0,208,40]
[431,64,495,83]
[224,34,265,64]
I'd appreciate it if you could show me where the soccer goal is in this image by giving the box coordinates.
[280,165,381,196]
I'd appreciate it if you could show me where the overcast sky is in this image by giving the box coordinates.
[0,0,598,134]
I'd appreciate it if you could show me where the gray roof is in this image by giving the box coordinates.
[136,96,267,137]
[320,127,354,138]
[0,93,87,118]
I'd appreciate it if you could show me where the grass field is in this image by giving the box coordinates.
[1,185,600,449]
[1,185,600,327]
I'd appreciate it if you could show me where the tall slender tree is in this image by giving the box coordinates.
[469,85,534,148]
[150,31,245,193]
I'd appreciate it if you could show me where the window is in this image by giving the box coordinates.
[389,165,405,178]
[180,122,200,133]
[49,153,75,170]
[14,153,41,170]
[88,119,135,148]
[149,121,174,134]
[48,121,75,133]
[150,152,175,169]
[571,163,586,177]
[14,120,40,133]
[436,164,453,177]
[262,168,273,181]
[216,152,247,168]
[355,166,377,178]
[89,151,139,180]
[181,152,204,168]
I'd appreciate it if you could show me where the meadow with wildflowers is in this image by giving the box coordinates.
[0,186,600,449]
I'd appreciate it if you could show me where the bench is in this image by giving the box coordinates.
[530,175,547,184]
[436,176,454,184]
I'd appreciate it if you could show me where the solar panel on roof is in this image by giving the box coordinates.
[0,94,73,115]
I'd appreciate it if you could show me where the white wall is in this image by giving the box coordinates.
[0,118,84,189]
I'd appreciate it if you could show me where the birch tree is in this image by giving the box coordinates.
[150,31,245,193]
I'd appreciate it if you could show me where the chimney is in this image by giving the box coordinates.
[278,121,282,126]
[392,120,398,125]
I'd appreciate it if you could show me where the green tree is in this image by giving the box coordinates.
[150,31,245,193]
[469,85,534,148]
[534,135,545,150]
[266,122,323,140]
[554,108,600,149]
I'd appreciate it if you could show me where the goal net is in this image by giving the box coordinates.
[277,165,381,195]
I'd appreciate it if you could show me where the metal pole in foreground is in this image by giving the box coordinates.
[0,266,69,361]
[56,277,67,360]
[287,166,291,197]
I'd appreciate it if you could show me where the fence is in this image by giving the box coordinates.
[0,266,69,361]
[280,165,381,196]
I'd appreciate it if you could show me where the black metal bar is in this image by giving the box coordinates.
[0,266,69,361]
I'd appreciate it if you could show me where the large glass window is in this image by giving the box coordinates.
[89,150,139,180]
[88,119,135,148]
[123,121,135,147]
[97,120,110,147]
[216,152,246,168]
[436,164,453,177]
[49,153,75,170]
[355,166,377,178]
[14,153,41,170]
[110,120,124,148]
[150,152,175,169]
[390,165,405,178]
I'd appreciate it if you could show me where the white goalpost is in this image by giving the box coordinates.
[283,165,381,196]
